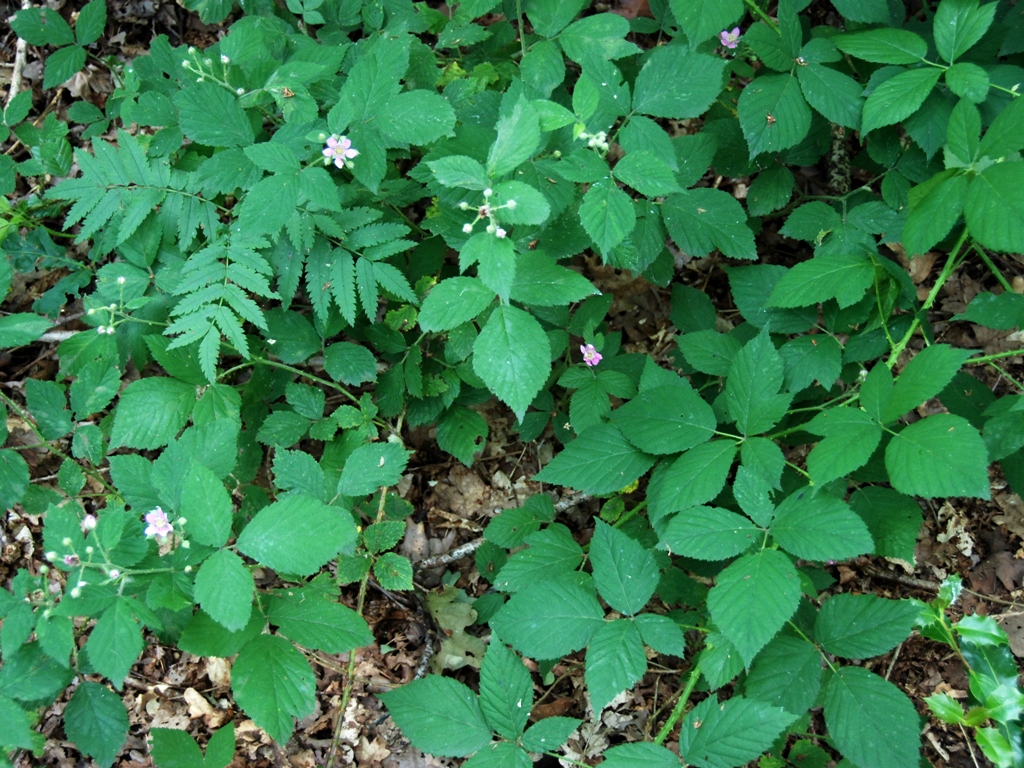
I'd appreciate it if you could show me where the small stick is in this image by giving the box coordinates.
[7,0,32,110]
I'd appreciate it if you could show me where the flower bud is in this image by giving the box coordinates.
[483,188,493,197]
[220,54,230,64]
[458,201,469,210]
[185,565,193,573]
[462,223,473,234]
[70,587,81,598]
[117,276,126,285]
[62,537,72,546]
[506,199,517,209]
[108,569,120,579]
[486,224,495,234]
[181,540,190,549]
[495,228,507,239]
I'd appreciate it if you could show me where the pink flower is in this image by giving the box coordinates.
[322,134,359,168]
[720,27,741,49]
[581,344,602,367]
[144,507,173,539]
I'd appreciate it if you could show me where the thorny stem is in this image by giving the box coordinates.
[971,244,1014,292]
[743,0,779,33]
[886,228,971,368]
[966,348,1024,365]
[654,664,701,744]
[984,362,1024,393]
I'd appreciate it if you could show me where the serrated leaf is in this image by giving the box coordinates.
[677,330,743,377]
[232,634,315,744]
[661,506,760,561]
[805,406,883,486]
[236,495,357,575]
[903,172,968,256]
[934,0,997,63]
[725,331,792,436]
[663,188,757,260]
[479,640,532,739]
[590,520,659,615]
[746,165,795,217]
[632,46,727,119]
[768,252,875,309]
[745,635,822,714]
[493,524,582,593]
[797,63,863,129]
[613,150,682,197]
[488,98,541,177]
[179,461,232,547]
[771,488,874,561]
[11,6,74,45]
[520,717,581,753]
[610,384,716,455]
[64,682,128,768]
[84,598,143,688]
[585,619,647,711]
[374,552,414,590]
[266,592,372,653]
[964,162,1024,253]
[885,344,972,422]
[952,291,1024,330]
[382,676,491,757]
[338,442,410,496]
[437,407,488,465]
[823,667,920,768]
[834,29,928,64]
[110,378,196,450]
[193,549,253,632]
[472,305,551,421]
[779,334,843,392]
[579,179,635,256]
[490,579,604,659]
[535,422,656,495]
[0,313,52,348]
[650,441,737,521]
[150,729,205,768]
[378,90,456,145]
[678,695,796,768]
[739,74,812,158]
[707,549,801,666]
[815,594,918,658]
[848,486,922,564]
[861,67,942,135]
[509,251,597,307]
[323,342,377,386]
[885,414,990,498]
[428,155,490,190]
[174,83,254,147]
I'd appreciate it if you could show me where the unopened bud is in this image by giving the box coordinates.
[117,276,126,285]
[220,54,230,64]
[462,223,473,234]
[495,228,507,239]
[483,188,493,197]
[62,537,72,546]
[506,199,517,209]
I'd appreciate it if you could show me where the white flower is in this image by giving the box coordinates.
[462,223,474,234]
[116,276,126,285]
[108,569,120,579]
[236,88,244,95]
[495,228,507,239]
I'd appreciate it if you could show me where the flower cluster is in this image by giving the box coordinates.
[322,134,359,169]
[578,130,610,153]
[720,27,742,49]
[581,344,603,367]
[459,187,516,238]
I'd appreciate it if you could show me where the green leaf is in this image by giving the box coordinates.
[739,74,812,158]
[509,251,597,307]
[952,291,1024,330]
[661,506,759,561]
[613,149,682,197]
[805,406,883,486]
[579,179,635,256]
[585,619,647,711]
[0,695,36,750]
[179,462,232,547]
[903,172,968,255]
[925,692,966,724]
[886,414,990,498]
[769,252,876,309]
[520,41,566,97]
[487,98,541,177]
[75,0,107,45]
[84,598,143,687]
[831,0,891,23]
[861,67,942,135]
[437,407,488,465]
[43,44,86,90]
[110,378,196,450]
[489,578,604,659]
[521,717,582,753]
[462,742,532,768]
[590,520,658,615]
[834,29,928,64]
[323,342,377,387]
[338,442,410,496]
[373,552,414,590]
[0,642,74,705]
[669,0,742,43]
[744,635,822,714]
[934,0,997,63]
[650,441,737,520]
[378,90,456,145]
[236,495,357,575]
[707,549,801,666]
[848,486,922,564]
[964,162,1024,253]
[978,95,1024,158]
[150,729,205,768]
[428,155,490,190]
[493,524,582,593]
[726,331,791,436]
[267,592,372,653]
[525,0,587,37]
[25,379,71,440]
[633,46,727,119]
[385,679,495,757]
[610,384,716,455]
[602,743,680,768]
[747,165,795,217]
[677,330,743,377]
[472,305,551,421]
[11,6,74,45]
[678,695,796,768]
[174,83,254,148]
[237,172,299,238]
[885,344,972,422]
[779,334,843,392]
[771,489,874,561]
[479,640,532,739]
[535,423,656,495]
[559,13,638,63]
[823,667,920,768]
[233,634,315,744]
[70,359,121,419]
[662,188,757,260]
[816,594,918,658]
[946,62,989,103]
[64,682,128,768]
[0,313,51,348]
[193,549,254,632]
[634,613,686,657]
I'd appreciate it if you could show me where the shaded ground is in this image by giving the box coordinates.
[2,0,1024,766]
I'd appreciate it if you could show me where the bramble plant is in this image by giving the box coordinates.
[2,0,1024,766]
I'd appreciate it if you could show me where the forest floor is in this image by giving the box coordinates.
[2,0,1024,766]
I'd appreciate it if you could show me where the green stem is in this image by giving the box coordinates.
[985,362,1024,393]
[218,358,362,405]
[654,664,701,745]
[515,0,527,59]
[886,228,971,368]
[972,244,1014,292]
[743,0,779,33]
[966,348,1024,365]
